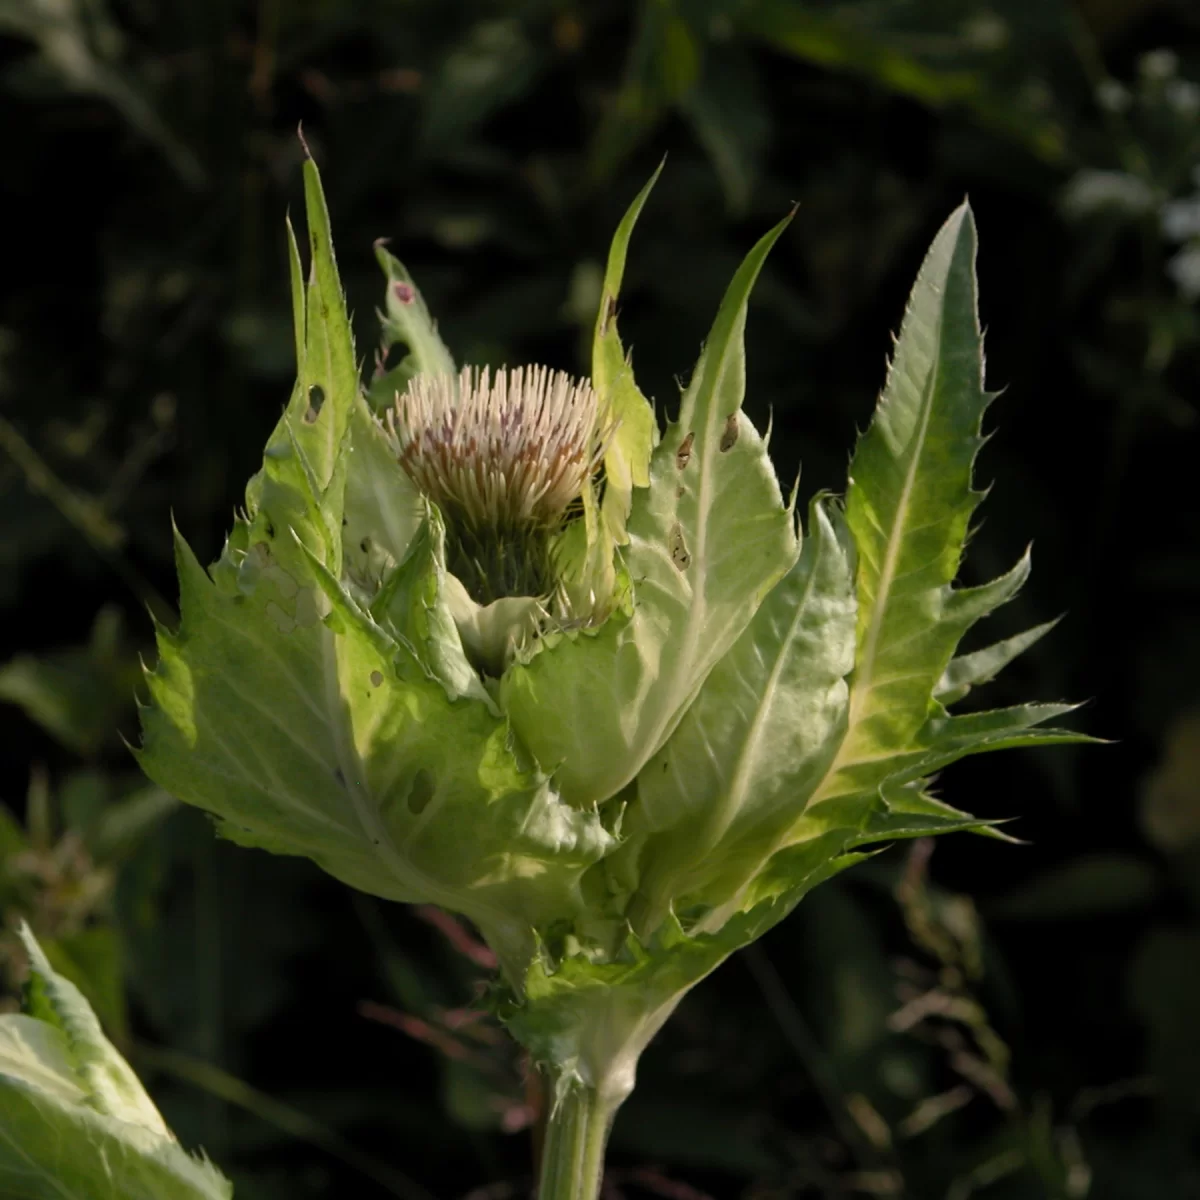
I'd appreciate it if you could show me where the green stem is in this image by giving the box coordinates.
[536,1076,615,1200]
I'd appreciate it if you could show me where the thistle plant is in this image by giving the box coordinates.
[1,153,1087,1199]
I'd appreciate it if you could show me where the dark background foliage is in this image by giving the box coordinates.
[2,0,1199,1196]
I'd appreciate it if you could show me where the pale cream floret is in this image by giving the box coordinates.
[387,365,607,533]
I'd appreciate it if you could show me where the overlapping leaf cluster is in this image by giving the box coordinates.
[135,158,1086,1102]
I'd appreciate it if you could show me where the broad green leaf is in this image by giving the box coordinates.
[139,520,611,983]
[613,496,856,936]
[501,215,799,808]
[0,925,231,1200]
[137,161,612,984]
[593,165,661,543]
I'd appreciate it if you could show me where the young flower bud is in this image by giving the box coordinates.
[386,365,607,605]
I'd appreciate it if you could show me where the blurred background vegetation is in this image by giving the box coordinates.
[1,0,1199,1196]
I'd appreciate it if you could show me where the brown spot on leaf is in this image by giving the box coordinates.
[720,412,739,452]
[676,432,695,470]
[669,522,691,571]
[393,281,415,304]
[370,670,383,688]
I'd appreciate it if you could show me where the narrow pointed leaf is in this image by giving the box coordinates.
[840,203,989,755]
[804,204,1064,814]
[374,243,455,397]
[936,617,1060,705]
[593,165,662,542]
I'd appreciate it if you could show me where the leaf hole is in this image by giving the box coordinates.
[719,412,739,452]
[304,384,325,424]
[669,522,691,571]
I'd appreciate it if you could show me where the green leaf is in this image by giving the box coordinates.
[372,242,456,408]
[0,925,232,1200]
[139,520,611,983]
[798,204,1088,816]
[17,925,159,1128]
[501,215,799,808]
[138,162,613,984]
[366,507,493,708]
[612,496,856,936]
[341,400,424,594]
[593,165,661,545]
[841,203,990,754]
[935,617,1060,705]
[501,831,864,1104]
[604,203,1088,947]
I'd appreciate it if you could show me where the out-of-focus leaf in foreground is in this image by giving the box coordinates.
[0,923,231,1200]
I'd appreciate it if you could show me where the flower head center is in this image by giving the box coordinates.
[387,365,607,603]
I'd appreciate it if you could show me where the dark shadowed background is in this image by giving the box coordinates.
[1,1,1199,1197]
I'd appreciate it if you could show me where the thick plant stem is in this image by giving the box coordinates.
[536,1076,615,1200]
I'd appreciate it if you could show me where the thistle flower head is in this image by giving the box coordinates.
[387,365,607,604]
